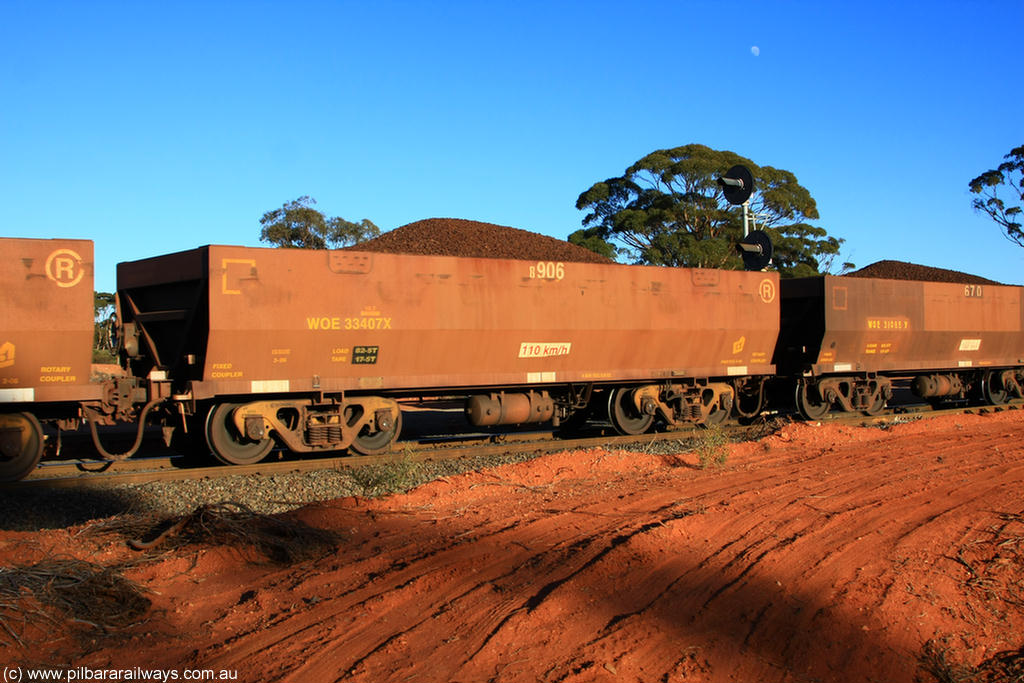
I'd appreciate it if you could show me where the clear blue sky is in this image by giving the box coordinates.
[2,1,1021,293]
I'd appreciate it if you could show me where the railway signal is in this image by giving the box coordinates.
[718,165,773,271]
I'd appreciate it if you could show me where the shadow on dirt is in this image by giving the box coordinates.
[0,486,144,530]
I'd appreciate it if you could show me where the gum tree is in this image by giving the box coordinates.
[969,144,1024,248]
[571,144,851,277]
[260,196,380,249]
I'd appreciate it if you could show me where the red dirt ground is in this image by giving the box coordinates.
[3,410,1024,682]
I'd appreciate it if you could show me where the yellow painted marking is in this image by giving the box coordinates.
[211,362,243,379]
[39,365,77,382]
[866,317,909,331]
[306,316,392,331]
[45,248,84,288]
[518,342,571,358]
[0,341,14,369]
[221,258,257,294]
[39,375,77,383]
[529,262,565,280]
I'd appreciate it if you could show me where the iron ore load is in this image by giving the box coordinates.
[2,215,1023,482]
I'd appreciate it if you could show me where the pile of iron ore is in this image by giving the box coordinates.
[352,218,613,264]
[845,260,1001,285]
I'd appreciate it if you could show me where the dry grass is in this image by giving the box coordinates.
[920,510,1024,683]
[920,640,1024,683]
[347,454,422,496]
[0,559,150,647]
[956,511,1024,611]
[694,423,730,469]
[90,501,342,565]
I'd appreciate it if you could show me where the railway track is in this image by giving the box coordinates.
[14,426,731,488]
[8,400,1021,489]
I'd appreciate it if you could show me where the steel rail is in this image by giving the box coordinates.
[8,401,1021,490]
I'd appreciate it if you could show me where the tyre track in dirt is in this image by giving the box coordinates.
[173,492,694,679]
[335,415,1022,682]
[24,410,1024,683]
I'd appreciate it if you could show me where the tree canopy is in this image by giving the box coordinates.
[571,144,850,277]
[259,196,381,249]
[968,144,1024,249]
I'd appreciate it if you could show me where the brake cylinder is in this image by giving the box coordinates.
[466,392,554,426]
[911,374,962,398]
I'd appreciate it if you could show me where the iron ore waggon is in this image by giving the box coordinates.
[1,237,170,481]
[776,275,1024,418]
[5,232,1024,483]
[117,245,781,465]
[0,238,98,480]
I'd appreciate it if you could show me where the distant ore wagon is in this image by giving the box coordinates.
[776,275,1024,417]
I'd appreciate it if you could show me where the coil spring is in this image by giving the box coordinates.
[307,424,343,445]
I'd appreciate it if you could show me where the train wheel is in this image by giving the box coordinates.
[0,412,44,482]
[862,393,887,416]
[607,387,654,436]
[981,371,1009,405]
[351,410,403,456]
[795,380,831,420]
[703,400,731,426]
[205,403,274,465]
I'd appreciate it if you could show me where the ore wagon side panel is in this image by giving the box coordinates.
[819,277,926,373]
[793,275,1024,375]
[121,246,780,398]
[0,238,95,404]
[919,282,1023,370]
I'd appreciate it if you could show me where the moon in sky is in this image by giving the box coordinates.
[751,46,760,56]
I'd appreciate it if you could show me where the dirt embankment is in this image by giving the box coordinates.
[2,410,1024,682]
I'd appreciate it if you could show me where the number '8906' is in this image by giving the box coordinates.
[529,261,565,280]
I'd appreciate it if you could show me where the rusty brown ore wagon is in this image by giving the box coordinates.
[775,275,1024,418]
[0,238,172,480]
[117,245,782,464]
[7,233,1022,482]
[0,238,100,479]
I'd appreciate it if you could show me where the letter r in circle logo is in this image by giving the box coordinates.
[45,248,84,288]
